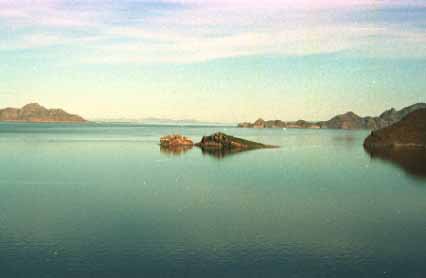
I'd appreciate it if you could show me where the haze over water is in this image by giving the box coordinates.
[0,123,425,278]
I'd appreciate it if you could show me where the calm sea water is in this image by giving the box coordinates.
[0,122,425,278]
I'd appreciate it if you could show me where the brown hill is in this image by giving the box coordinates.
[319,112,365,129]
[0,103,86,123]
[364,108,426,148]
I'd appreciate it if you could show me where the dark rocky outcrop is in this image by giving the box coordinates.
[195,132,276,150]
[238,103,426,130]
[364,109,426,149]
[365,108,426,179]
[0,103,86,123]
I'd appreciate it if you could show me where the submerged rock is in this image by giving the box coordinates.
[160,135,194,147]
[364,108,426,149]
[195,132,276,150]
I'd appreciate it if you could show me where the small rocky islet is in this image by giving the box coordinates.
[160,132,277,157]
[160,135,194,147]
[195,132,276,150]
[159,135,194,156]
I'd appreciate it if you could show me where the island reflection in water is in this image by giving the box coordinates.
[199,147,258,159]
[365,147,426,179]
[160,145,193,156]
[160,145,258,159]
[161,143,426,178]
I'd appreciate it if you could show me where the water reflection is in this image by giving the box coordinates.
[160,145,257,159]
[199,147,257,159]
[160,145,193,156]
[365,147,426,179]
[333,135,357,145]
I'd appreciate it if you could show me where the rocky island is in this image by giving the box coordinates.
[160,132,276,158]
[0,103,86,123]
[195,132,276,150]
[159,135,194,155]
[239,103,426,130]
[196,132,277,158]
[364,108,426,149]
[160,135,194,147]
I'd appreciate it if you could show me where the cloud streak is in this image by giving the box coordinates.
[0,0,425,63]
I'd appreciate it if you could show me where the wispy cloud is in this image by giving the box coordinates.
[0,0,425,63]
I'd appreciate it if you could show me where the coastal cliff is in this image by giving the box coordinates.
[238,103,426,130]
[364,108,426,149]
[0,103,86,123]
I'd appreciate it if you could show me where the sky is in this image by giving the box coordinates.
[0,0,425,122]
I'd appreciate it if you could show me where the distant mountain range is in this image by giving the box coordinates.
[238,103,426,130]
[2,102,425,128]
[0,103,86,123]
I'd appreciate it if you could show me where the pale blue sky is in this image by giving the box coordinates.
[0,0,425,122]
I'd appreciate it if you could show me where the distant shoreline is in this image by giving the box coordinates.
[238,103,426,131]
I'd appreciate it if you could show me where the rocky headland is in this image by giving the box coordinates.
[0,103,86,123]
[364,108,426,149]
[238,103,426,130]
[363,108,426,178]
